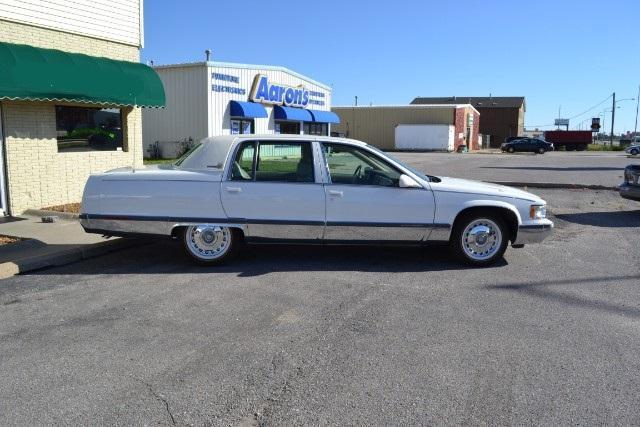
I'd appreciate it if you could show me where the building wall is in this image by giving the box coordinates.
[332,106,479,150]
[0,0,142,47]
[143,62,332,153]
[1,101,142,213]
[0,17,143,213]
[476,107,524,148]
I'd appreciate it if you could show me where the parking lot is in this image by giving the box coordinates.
[1,151,639,425]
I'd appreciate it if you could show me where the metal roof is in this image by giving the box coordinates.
[411,96,525,109]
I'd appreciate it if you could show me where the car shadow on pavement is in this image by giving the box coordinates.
[554,210,640,227]
[479,166,622,172]
[485,274,640,319]
[23,239,508,277]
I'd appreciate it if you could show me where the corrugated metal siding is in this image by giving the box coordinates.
[208,65,331,136]
[331,107,456,149]
[142,66,208,149]
[0,0,142,46]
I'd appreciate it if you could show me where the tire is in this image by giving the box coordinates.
[507,146,515,153]
[566,145,576,151]
[537,147,546,154]
[449,212,508,266]
[631,148,639,156]
[577,144,588,151]
[182,225,242,265]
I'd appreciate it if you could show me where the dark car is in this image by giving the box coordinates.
[619,164,640,201]
[501,138,554,154]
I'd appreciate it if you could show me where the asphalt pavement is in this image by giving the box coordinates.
[390,151,636,187]
[0,188,639,425]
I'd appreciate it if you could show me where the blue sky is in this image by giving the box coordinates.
[141,0,640,133]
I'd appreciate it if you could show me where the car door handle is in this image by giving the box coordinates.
[328,190,343,197]
[225,186,242,193]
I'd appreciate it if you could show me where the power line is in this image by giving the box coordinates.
[527,94,614,128]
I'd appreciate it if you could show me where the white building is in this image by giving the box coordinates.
[143,60,338,158]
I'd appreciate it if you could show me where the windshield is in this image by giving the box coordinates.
[365,144,439,182]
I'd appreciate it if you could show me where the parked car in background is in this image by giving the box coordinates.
[619,164,640,201]
[625,144,640,156]
[501,138,554,154]
[80,135,553,266]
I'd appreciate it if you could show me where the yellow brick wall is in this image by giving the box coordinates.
[0,19,144,214]
[0,19,138,61]
[1,101,144,214]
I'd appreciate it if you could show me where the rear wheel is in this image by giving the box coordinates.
[450,213,508,266]
[566,145,576,151]
[537,147,546,154]
[182,225,242,265]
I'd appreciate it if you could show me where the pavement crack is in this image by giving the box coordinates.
[131,376,176,425]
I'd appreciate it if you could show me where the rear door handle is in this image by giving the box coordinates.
[225,186,242,193]
[328,190,343,197]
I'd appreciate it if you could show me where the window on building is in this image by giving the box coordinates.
[303,123,328,136]
[275,121,300,135]
[230,119,254,135]
[55,106,123,152]
[322,143,401,187]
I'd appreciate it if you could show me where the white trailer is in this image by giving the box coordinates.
[394,124,455,151]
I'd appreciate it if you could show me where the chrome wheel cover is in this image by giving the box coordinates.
[461,218,502,261]
[185,225,231,260]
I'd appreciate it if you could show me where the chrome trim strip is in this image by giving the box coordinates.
[513,222,554,245]
[323,225,426,241]
[426,223,452,241]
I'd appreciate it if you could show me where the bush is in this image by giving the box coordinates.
[587,144,625,151]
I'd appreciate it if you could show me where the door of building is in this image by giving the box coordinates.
[0,104,7,216]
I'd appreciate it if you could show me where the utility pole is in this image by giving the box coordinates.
[610,92,615,146]
[634,85,639,138]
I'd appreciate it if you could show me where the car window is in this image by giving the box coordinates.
[322,143,401,187]
[255,141,314,183]
[230,141,256,181]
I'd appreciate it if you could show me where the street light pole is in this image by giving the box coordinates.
[635,85,639,137]
[610,92,615,146]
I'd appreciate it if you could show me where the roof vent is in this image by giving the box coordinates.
[205,49,212,61]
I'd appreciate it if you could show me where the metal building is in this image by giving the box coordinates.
[331,105,480,151]
[143,59,338,158]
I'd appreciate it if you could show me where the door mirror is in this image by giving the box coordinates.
[399,174,421,188]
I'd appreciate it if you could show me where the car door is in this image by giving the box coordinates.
[220,139,325,241]
[321,142,434,242]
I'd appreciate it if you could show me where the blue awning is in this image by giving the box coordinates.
[309,109,340,124]
[229,101,268,118]
[273,105,313,122]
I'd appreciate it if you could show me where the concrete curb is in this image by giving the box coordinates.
[490,181,619,191]
[0,238,148,279]
[23,209,80,221]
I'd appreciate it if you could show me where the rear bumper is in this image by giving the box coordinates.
[513,220,554,245]
[619,183,640,201]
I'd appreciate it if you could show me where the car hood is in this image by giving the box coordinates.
[430,176,544,203]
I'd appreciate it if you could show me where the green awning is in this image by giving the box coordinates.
[0,41,165,108]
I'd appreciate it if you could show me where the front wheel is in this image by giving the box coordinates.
[631,148,639,156]
[507,147,515,153]
[450,214,508,266]
[182,225,242,265]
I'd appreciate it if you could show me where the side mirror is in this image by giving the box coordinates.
[399,174,422,189]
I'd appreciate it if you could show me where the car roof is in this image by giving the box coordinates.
[201,134,369,148]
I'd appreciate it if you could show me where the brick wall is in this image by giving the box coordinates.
[0,19,138,61]
[454,108,465,150]
[0,20,144,214]
[2,101,143,213]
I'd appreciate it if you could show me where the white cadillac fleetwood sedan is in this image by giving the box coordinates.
[80,135,553,266]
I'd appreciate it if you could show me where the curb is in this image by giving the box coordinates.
[490,181,619,191]
[23,209,80,221]
[0,238,148,279]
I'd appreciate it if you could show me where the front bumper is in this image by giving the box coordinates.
[513,220,554,245]
[619,183,640,201]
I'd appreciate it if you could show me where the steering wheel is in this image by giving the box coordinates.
[352,165,362,183]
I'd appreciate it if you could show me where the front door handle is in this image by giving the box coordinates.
[226,186,242,193]
[328,190,343,197]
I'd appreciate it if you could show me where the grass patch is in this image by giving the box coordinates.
[144,158,176,165]
[41,203,81,213]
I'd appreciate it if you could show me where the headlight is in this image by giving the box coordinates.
[530,205,547,219]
